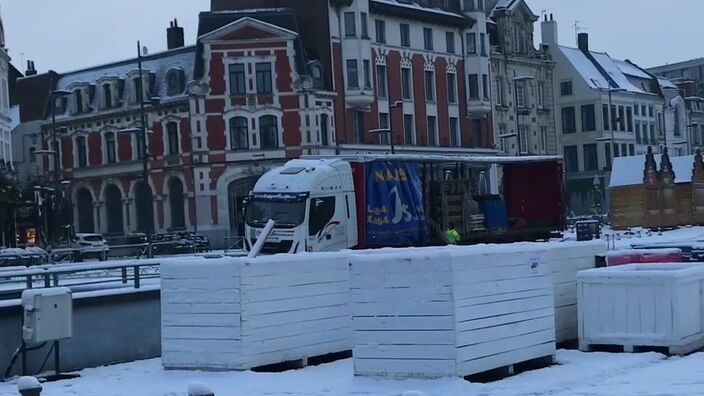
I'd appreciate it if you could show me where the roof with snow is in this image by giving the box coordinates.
[487,0,537,20]
[558,45,659,95]
[609,154,696,188]
[369,0,471,28]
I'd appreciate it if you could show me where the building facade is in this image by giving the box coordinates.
[648,58,704,99]
[213,0,496,154]
[0,10,11,167]
[541,17,688,215]
[487,0,556,156]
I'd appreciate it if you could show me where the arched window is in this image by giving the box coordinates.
[105,132,116,163]
[229,117,249,150]
[134,181,154,232]
[169,178,185,230]
[103,84,112,108]
[76,136,87,167]
[167,122,179,155]
[76,188,94,233]
[104,184,123,234]
[259,115,279,149]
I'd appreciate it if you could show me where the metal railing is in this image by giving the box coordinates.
[0,261,161,301]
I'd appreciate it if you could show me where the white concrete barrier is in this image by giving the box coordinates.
[349,244,556,379]
[160,253,351,370]
[578,263,704,355]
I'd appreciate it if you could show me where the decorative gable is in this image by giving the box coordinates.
[199,16,298,43]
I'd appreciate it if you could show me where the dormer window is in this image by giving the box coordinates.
[103,84,113,109]
[74,90,84,114]
[127,70,151,104]
[166,68,186,96]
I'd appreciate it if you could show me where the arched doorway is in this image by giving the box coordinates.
[76,188,94,233]
[134,182,154,232]
[227,177,258,236]
[168,178,185,230]
[104,184,123,234]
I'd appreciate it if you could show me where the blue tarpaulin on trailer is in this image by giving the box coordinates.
[364,161,428,247]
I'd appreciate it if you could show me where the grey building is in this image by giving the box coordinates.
[648,58,704,98]
[487,0,557,156]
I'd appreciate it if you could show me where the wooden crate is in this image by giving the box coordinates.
[578,263,704,355]
[543,240,607,343]
[349,244,556,379]
[161,253,352,370]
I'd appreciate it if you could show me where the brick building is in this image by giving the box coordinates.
[17,1,497,247]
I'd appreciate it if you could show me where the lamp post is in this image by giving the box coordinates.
[370,100,403,154]
[186,81,209,235]
[512,76,536,156]
[44,83,71,247]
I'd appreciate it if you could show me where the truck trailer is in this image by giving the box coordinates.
[243,154,565,254]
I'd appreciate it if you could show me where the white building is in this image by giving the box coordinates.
[487,0,557,156]
[541,16,688,214]
[0,9,11,167]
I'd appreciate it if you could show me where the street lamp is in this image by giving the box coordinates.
[186,81,209,235]
[512,76,536,156]
[369,129,394,154]
[597,87,626,168]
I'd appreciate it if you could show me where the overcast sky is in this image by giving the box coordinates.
[1,0,701,74]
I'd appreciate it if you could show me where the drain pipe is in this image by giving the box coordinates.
[248,219,275,258]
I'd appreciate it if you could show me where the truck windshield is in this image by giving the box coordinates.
[245,199,306,228]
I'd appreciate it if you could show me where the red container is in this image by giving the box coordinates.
[639,248,683,263]
[606,250,642,266]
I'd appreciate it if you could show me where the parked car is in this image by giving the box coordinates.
[75,233,110,261]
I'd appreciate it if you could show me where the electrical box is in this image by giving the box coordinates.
[21,287,73,343]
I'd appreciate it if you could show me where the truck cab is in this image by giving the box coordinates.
[244,158,358,254]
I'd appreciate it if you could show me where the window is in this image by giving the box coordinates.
[583,144,598,171]
[74,90,83,114]
[229,117,249,150]
[611,104,617,128]
[649,105,654,117]
[480,33,486,56]
[255,63,273,94]
[363,60,372,89]
[496,77,504,105]
[564,145,578,173]
[103,85,112,108]
[540,126,547,152]
[560,81,573,96]
[425,71,435,101]
[674,106,681,136]
[401,68,412,100]
[613,143,620,158]
[321,113,329,146]
[354,111,365,143]
[346,60,358,89]
[375,19,386,43]
[423,28,434,50]
[361,12,368,38]
[167,122,179,155]
[400,24,410,47]
[135,133,145,160]
[427,116,437,146]
[634,103,640,115]
[229,64,246,95]
[643,126,649,144]
[376,65,387,98]
[604,144,612,169]
[450,117,460,147]
[650,123,656,142]
[308,197,336,236]
[446,32,455,54]
[518,125,528,154]
[602,104,610,130]
[379,113,390,144]
[636,122,641,144]
[618,106,625,131]
[537,83,544,108]
[105,132,116,163]
[515,82,525,107]
[468,74,479,99]
[259,115,279,149]
[627,107,633,131]
[562,107,576,134]
[169,178,186,230]
[133,78,142,103]
[581,104,596,132]
[344,12,356,37]
[629,144,635,156]
[447,73,457,103]
[642,104,647,117]
[621,143,628,157]
[467,33,477,54]
[404,114,415,144]
[482,74,489,100]
[76,136,87,167]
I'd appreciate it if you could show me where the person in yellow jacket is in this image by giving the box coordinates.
[445,222,461,245]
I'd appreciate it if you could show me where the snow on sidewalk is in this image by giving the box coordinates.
[5,350,704,396]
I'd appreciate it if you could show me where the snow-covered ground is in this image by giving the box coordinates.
[3,349,704,396]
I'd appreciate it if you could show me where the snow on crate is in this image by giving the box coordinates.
[348,244,557,379]
[578,263,704,355]
[160,252,352,371]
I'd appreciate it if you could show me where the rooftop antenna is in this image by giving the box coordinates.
[574,20,586,45]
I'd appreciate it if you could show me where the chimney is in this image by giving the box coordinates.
[541,13,558,46]
[25,60,37,76]
[167,18,185,50]
[577,32,589,53]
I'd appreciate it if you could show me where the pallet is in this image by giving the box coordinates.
[579,340,704,356]
[464,354,556,383]
[251,350,352,373]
